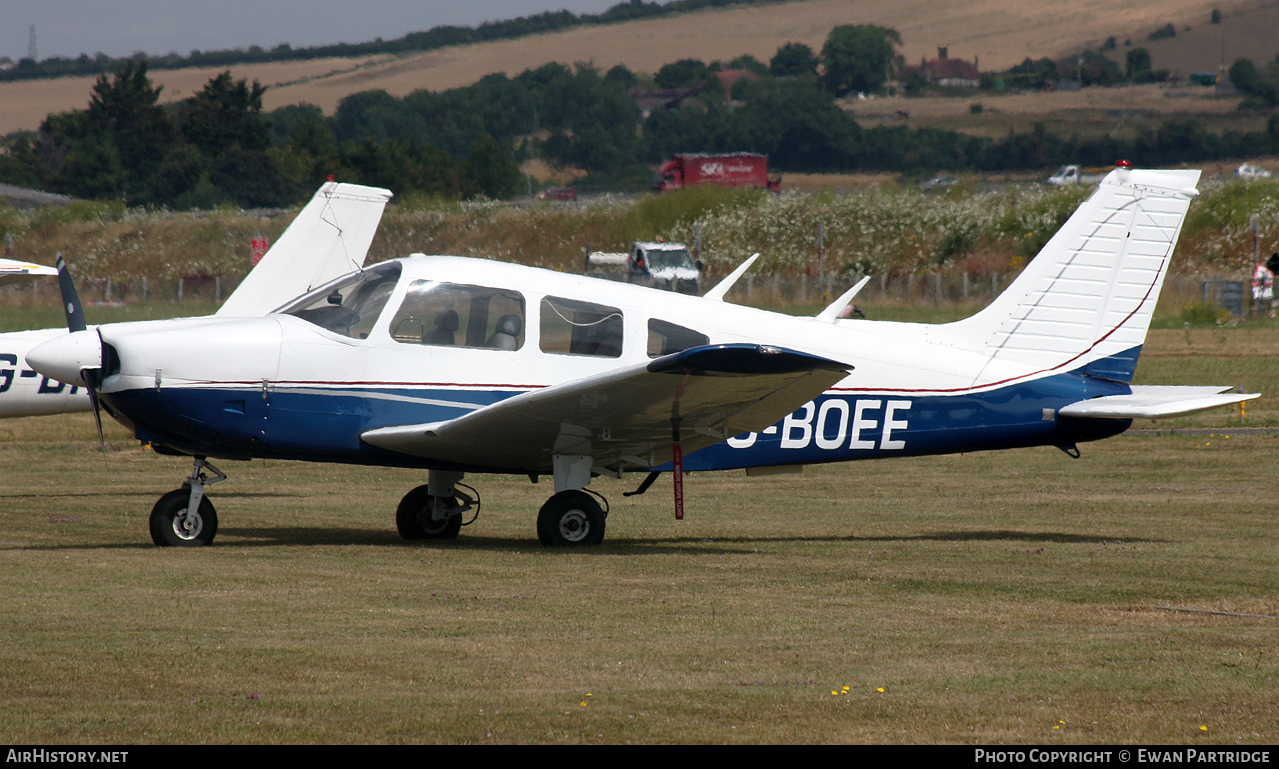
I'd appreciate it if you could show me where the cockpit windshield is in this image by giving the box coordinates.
[276,262,402,339]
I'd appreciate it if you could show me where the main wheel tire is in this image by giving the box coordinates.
[396,485,463,540]
[149,487,218,547]
[537,490,606,547]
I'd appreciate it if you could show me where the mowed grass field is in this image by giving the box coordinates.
[0,306,1276,743]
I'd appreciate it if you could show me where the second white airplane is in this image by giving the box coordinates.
[0,182,392,418]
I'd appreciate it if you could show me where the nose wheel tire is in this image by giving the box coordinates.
[396,485,464,540]
[537,490,606,547]
[149,488,218,547]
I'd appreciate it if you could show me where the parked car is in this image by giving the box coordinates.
[1046,165,1107,186]
[538,187,578,200]
[918,175,958,191]
[585,241,702,295]
[1235,163,1272,180]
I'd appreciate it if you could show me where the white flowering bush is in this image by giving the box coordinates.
[4,177,1277,304]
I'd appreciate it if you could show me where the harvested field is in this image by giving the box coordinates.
[3,0,1276,135]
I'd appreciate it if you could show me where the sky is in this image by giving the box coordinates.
[0,0,639,62]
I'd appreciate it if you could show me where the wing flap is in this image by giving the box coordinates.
[1059,385,1257,420]
[361,344,851,473]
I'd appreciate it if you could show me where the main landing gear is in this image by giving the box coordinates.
[536,490,607,547]
[149,457,225,547]
[394,455,611,547]
[396,470,477,540]
[532,453,609,547]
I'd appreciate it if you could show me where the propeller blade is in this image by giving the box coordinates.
[83,367,107,455]
[52,254,106,455]
[54,252,88,333]
[81,332,106,452]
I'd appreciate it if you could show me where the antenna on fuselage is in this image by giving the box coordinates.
[814,276,871,323]
[703,253,760,302]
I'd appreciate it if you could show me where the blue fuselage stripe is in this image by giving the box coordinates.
[104,357,1135,471]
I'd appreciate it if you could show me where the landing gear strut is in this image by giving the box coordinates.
[149,457,225,547]
[396,470,475,540]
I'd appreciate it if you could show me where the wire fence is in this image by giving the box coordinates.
[0,271,1257,317]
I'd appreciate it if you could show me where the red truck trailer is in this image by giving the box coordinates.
[652,153,779,192]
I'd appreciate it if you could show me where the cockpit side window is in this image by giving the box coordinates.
[389,280,525,351]
[278,262,402,339]
[540,297,624,358]
[647,319,708,357]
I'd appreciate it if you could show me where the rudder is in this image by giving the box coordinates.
[943,165,1199,382]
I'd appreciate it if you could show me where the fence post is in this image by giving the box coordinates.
[817,222,826,303]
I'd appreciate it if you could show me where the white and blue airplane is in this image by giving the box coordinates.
[27,164,1256,548]
[0,181,392,419]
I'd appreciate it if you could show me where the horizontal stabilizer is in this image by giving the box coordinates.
[1059,386,1257,420]
[362,344,851,474]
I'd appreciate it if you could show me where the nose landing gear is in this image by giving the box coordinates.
[149,458,225,547]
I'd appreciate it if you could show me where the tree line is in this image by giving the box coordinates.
[0,0,790,82]
[0,61,523,207]
[4,24,1279,209]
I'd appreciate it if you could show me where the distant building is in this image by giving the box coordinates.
[0,183,72,210]
[713,69,762,100]
[1213,65,1241,96]
[903,47,981,87]
[629,87,701,119]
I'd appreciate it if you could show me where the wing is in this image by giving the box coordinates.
[0,258,58,287]
[361,344,851,474]
[1059,385,1257,420]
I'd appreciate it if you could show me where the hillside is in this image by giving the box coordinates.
[2,0,1276,136]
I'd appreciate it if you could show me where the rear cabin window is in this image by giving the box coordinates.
[647,319,708,357]
[279,262,401,340]
[540,296,624,358]
[389,280,525,351]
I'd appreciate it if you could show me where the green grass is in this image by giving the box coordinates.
[0,302,220,332]
[0,319,1277,743]
[1,421,1275,743]
[2,292,1276,743]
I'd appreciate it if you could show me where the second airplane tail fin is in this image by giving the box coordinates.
[217,181,393,317]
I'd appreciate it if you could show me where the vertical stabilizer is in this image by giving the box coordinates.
[943,167,1199,382]
[216,182,392,317]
